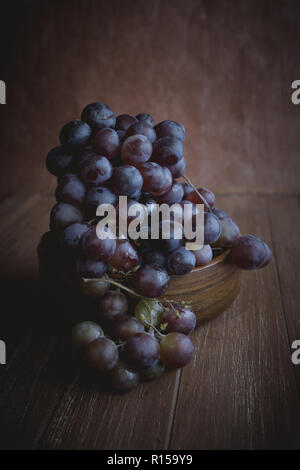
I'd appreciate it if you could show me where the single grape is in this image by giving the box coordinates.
[72,321,104,347]
[85,337,119,371]
[76,257,107,278]
[46,146,73,176]
[97,290,128,321]
[160,332,194,368]
[124,332,160,368]
[112,315,145,341]
[81,225,116,261]
[56,173,86,207]
[149,167,173,197]
[136,113,155,126]
[61,222,89,252]
[193,244,213,266]
[121,134,152,165]
[81,102,116,130]
[166,157,186,178]
[138,162,166,194]
[154,182,184,204]
[213,217,240,248]
[50,202,83,231]
[116,114,138,131]
[212,207,227,220]
[161,304,196,335]
[167,247,196,275]
[79,154,112,186]
[231,234,269,270]
[92,128,120,160]
[154,120,186,142]
[181,182,194,199]
[125,121,157,143]
[134,299,164,327]
[109,239,139,272]
[85,186,118,219]
[204,212,222,244]
[259,242,272,268]
[110,361,140,392]
[142,361,165,381]
[111,165,143,199]
[133,264,170,297]
[59,120,92,151]
[143,250,166,267]
[186,187,215,209]
[152,136,183,165]
[80,274,110,297]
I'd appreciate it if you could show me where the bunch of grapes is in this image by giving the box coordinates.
[38,102,272,392]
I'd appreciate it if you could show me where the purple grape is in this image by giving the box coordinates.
[92,128,120,160]
[143,250,166,267]
[154,120,186,142]
[109,239,139,272]
[149,166,173,197]
[166,157,186,178]
[160,332,194,368]
[50,202,83,231]
[125,121,157,143]
[56,173,86,207]
[61,222,89,252]
[97,290,128,321]
[259,242,272,268]
[124,332,160,368]
[116,114,138,131]
[138,162,166,193]
[79,154,112,186]
[136,113,155,126]
[152,136,183,165]
[85,337,119,371]
[46,146,73,177]
[110,362,140,392]
[231,234,270,270]
[161,304,196,335]
[214,217,240,247]
[112,316,145,341]
[155,182,184,204]
[81,102,116,130]
[133,265,170,297]
[193,244,213,266]
[167,247,196,275]
[85,186,118,219]
[81,225,116,261]
[181,182,194,199]
[76,257,107,278]
[212,207,228,220]
[204,212,222,244]
[111,165,143,199]
[186,187,215,209]
[72,321,104,347]
[59,120,92,151]
[121,135,152,165]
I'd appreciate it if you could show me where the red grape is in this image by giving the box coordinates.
[81,102,116,130]
[56,173,86,207]
[204,212,222,244]
[231,234,269,270]
[136,113,155,126]
[193,244,213,266]
[97,290,128,321]
[161,304,196,335]
[92,128,120,160]
[79,154,112,186]
[125,121,157,143]
[109,239,139,272]
[160,332,194,368]
[166,157,186,178]
[138,162,166,193]
[133,264,170,297]
[186,187,215,209]
[50,202,83,231]
[85,186,118,219]
[61,222,89,252]
[59,120,92,151]
[76,257,107,278]
[116,114,138,131]
[167,247,196,275]
[214,216,240,247]
[110,362,140,391]
[121,134,152,165]
[81,226,116,261]
[154,120,186,142]
[124,332,160,368]
[85,337,119,371]
[112,315,145,341]
[111,165,143,199]
[154,182,184,204]
[152,136,183,165]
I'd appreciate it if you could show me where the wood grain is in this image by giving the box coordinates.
[0,0,300,198]
[169,195,300,449]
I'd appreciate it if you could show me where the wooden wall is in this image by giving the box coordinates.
[0,0,299,200]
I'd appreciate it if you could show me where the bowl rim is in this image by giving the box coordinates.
[190,248,231,273]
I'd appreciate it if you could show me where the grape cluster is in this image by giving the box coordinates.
[39,102,272,392]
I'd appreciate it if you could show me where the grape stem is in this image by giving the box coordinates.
[183,175,212,212]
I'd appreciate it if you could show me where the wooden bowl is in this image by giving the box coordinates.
[163,250,240,324]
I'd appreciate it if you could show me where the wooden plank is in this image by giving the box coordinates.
[267,195,300,386]
[170,195,300,449]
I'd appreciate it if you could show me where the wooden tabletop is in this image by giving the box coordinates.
[0,190,299,450]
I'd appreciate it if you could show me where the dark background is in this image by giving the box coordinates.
[0,0,299,199]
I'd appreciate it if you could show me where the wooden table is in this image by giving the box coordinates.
[0,190,299,450]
